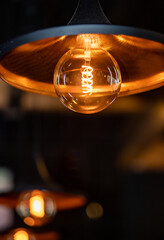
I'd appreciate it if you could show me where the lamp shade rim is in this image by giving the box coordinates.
[0,24,164,58]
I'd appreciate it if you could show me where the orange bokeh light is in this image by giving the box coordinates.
[30,195,45,218]
[14,230,29,240]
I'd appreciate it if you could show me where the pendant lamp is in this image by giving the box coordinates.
[0,189,86,227]
[0,0,164,114]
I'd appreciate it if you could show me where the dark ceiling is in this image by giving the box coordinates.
[0,0,164,44]
[0,0,164,240]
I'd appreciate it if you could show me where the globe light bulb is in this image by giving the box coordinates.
[54,34,122,114]
[16,190,57,227]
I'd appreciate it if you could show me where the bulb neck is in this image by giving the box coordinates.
[68,0,111,25]
[76,34,100,49]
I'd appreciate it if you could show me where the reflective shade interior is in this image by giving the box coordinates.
[0,34,163,97]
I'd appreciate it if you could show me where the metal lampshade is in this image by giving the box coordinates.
[0,0,163,97]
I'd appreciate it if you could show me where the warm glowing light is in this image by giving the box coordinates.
[30,195,45,218]
[24,217,35,226]
[86,202,103,219]
[7,228,36,240]
[14,230,29,240]
[81,65,93,94]
[54,34,121,114]
[16,190,57,227]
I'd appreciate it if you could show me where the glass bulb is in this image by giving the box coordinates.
[54,34,121,114]
[16,190,57,227]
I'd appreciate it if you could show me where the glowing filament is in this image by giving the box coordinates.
[30,195,45,218]
[14,230,29,240]
[81,65,93,95]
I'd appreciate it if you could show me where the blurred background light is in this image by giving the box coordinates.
[0,206,14,232]
[7,228,35,240]
[86,202,103,219]
[16,190,57,227]
[0,167,14,232]
[0,168,14,192]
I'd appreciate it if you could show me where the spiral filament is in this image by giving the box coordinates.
[81,65,93,95]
